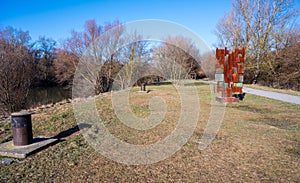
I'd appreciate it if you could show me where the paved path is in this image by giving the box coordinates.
[243,87,300,105]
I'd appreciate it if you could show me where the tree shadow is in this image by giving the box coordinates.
[52,123,91,139]
[147,81,172,86]
[184,81,209,86]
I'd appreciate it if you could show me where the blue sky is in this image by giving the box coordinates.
[1,0,299,48]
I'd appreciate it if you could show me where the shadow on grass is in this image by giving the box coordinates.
[148,80,210,87]
[52,123,91,139]
[184,81,209,87]
[147,81,172,86]
[228,104,267,114]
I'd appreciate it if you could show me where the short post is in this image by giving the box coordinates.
[141,83,146,91]
[11,112,34,146]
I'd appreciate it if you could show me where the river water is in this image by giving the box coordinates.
[26,87,71,109]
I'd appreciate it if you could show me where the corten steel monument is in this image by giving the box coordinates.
[215,47,245,102]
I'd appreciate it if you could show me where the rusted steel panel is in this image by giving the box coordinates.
[215,47,245,102]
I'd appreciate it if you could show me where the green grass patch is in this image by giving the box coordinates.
[50,111,70,121]
[0,121,12,143]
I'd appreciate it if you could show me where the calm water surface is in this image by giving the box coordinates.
[26,87,71,108]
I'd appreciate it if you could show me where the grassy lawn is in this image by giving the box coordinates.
[244,84,300,96]
[0,81,299,182]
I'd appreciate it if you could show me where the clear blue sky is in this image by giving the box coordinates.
[1,0,299,48]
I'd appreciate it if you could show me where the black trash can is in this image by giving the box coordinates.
[11,112,33,146]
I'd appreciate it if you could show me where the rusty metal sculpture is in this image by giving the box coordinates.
[215,47,245,102]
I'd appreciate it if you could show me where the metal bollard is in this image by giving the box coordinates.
[141,83,146,91]
[11,112,34,146]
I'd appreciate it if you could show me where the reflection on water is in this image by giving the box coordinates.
[26,87,71,109]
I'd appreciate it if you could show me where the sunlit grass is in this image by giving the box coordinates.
[0,81,299,182]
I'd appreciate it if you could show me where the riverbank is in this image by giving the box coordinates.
[0,85,71,121]
[0,99,72,123]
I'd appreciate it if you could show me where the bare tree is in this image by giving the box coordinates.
[54,48,79,86]
[271,27,300,90]
[99,19,124,92]
[54,19,102,87]
[200,51,217,80]
[113,31,149,90]
[153,35,201,83]
[67,19,125,95]
[54,19,103,87]
[0,26,34,114]
[215,0,299,84]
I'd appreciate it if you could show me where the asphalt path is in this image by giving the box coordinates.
[243,87,300,105]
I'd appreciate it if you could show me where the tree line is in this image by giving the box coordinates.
[0,19,202,115]
[0,0,299,115]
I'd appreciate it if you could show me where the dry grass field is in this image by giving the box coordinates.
[0,81,299,182]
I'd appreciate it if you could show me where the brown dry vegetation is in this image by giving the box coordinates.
[0,81,299,182]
